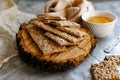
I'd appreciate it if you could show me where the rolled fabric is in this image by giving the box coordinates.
[40,0,94,23]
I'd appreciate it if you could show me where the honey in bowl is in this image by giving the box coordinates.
[87,16,112,23]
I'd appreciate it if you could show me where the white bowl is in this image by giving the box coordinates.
[81,10,117,37]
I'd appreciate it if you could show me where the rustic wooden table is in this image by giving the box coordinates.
[0,0,120,80]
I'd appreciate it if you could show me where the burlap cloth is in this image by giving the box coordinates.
[40,0,94,23]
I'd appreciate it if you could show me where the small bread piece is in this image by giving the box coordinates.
[104,55,120,64]
[37,15,66,21]
[43,20,81,29]
[45,32,77,46]
[91,61,120,80]
[26,26,67,55]
[30,20,79,43]
[57,26,86,37]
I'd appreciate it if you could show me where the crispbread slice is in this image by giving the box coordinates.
[45,32,77,46]
[91,61,120,80]
[104,55,120,64]
[26,26,67,55]
[57,26,86,37]
[30,20,79,43]
[43,20,81,29]
[37,15,66,21]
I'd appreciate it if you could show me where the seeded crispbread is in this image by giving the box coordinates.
[91,61,120,80]
[27,26,67,55]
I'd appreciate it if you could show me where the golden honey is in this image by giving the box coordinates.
[87,16,112,23]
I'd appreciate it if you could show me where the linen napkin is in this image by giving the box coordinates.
[0,0,36,68]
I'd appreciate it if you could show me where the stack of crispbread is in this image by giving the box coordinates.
[16,15,96,72]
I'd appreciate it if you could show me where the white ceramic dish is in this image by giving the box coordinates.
[81,10,117,37]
